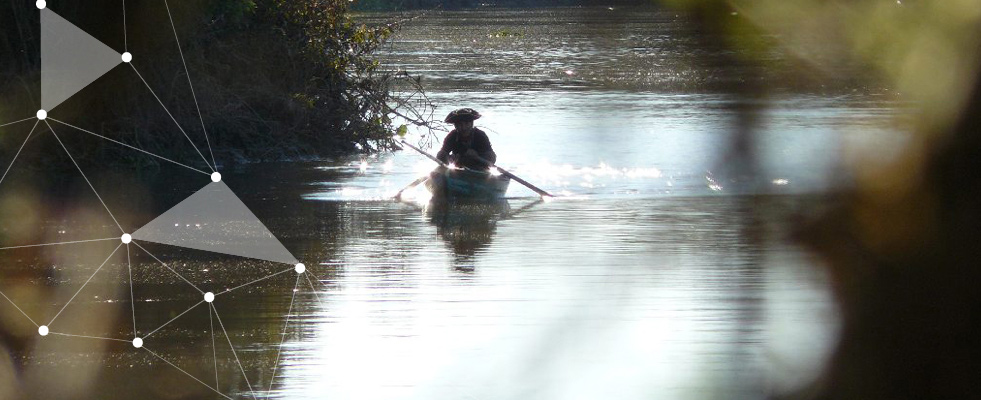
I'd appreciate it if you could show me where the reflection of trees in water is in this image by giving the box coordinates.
[0,169,339,399]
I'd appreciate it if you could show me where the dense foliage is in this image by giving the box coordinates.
[0,0,427,169]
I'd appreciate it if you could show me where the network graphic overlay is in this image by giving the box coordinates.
[0,2,328,398]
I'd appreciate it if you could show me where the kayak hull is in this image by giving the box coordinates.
[426,167,510,201]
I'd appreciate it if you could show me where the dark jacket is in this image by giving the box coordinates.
[436,128,497,170]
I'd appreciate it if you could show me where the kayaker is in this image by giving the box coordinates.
[436,108,497,170]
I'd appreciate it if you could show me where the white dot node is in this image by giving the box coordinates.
[133,337,143,348]
[211,172,222,182]
[38,325,49,336]
[36,110,47,120]
[295,263,306,274]
[122,52,132,63]
[204,292,215,303]
[36,1,46,10]
[121,233,132,244]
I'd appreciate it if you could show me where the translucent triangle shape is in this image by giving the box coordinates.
[41,9,122,111]
[133,182,298,265]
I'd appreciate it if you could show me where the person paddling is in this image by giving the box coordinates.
[395,107,553,199]
[436,108,496,170]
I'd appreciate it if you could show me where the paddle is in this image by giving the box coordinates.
[399,139,554,198]
[394,175,429,199]
[399,140,448,167]
[471,154,554,198]
[393,140,448,200]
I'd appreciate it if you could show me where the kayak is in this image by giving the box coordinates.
[426,167,510,200]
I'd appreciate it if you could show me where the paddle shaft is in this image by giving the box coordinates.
[394,175,429,199]
[399,140,554,198]
[472,155,554,198]
[393,140,442,199]
[400,140,448,168]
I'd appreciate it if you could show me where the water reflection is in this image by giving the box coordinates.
[266,194,839,400]
[423,198,545,272]
[0,5,872,399]
[425,199,509,271]
[0,161,839,400]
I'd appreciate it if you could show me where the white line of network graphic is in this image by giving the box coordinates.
[0,1,320,398]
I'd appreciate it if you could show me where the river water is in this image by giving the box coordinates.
[0,5,908,400]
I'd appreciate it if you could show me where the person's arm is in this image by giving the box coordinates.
[475,131,496,165]
[436,132,455,164]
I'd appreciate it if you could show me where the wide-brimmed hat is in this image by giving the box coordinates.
[444,108,481,123]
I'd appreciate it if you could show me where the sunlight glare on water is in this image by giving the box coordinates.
[280,6,876,400]
[0,5,917,400]
[2,6,909,400]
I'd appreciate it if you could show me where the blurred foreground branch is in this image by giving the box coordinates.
[663,0,981,398]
